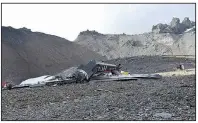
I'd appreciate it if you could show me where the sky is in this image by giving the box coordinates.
[2,4,195,41]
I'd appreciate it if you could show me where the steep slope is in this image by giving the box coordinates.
[2,26,106,84]
[75,17,195,59]
[172,27,195,55]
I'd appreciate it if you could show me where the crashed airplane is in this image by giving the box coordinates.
[2,60,162,90]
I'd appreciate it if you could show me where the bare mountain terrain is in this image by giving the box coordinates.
[75,17,195,59]
[1,17,195,121]
[2,26,106,85]
[2,56,195,120]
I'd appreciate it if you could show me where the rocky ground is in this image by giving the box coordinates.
[1,56,195,121]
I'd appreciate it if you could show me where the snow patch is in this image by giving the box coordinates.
[184,26,195,33]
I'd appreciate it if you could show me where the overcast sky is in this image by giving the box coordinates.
[2,4,195,41]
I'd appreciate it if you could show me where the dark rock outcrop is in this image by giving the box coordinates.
[152,23,169,33]
[152,17,195,34]
[79,30,104,36]
[169,17,184,34]
[182,17,193,28]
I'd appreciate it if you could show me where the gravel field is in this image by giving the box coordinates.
[1,56,195,121]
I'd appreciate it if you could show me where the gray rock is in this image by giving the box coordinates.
[74,99,80,102]
[163,26,173,33]
[62,101,67,104]
[153,112,172,119]
[170,17,180,27]
[49,102,55,105]
[191,21,195,27]
[182,17,192,28]
[96,89,103,91]
[152,23,169,33]
[170,18,187,34]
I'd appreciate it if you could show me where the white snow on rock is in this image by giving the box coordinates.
[184,26,195,33]
[20,75,56,86]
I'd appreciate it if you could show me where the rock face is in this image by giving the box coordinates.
[152,23,169,33]
[182,17,195,28]
[2,26,106,84]
[75,17,195,59]
[152,17,195,34]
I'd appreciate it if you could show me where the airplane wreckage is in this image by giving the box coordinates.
[2,60,162,90]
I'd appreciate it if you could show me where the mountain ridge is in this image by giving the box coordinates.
[75,17,195,59]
